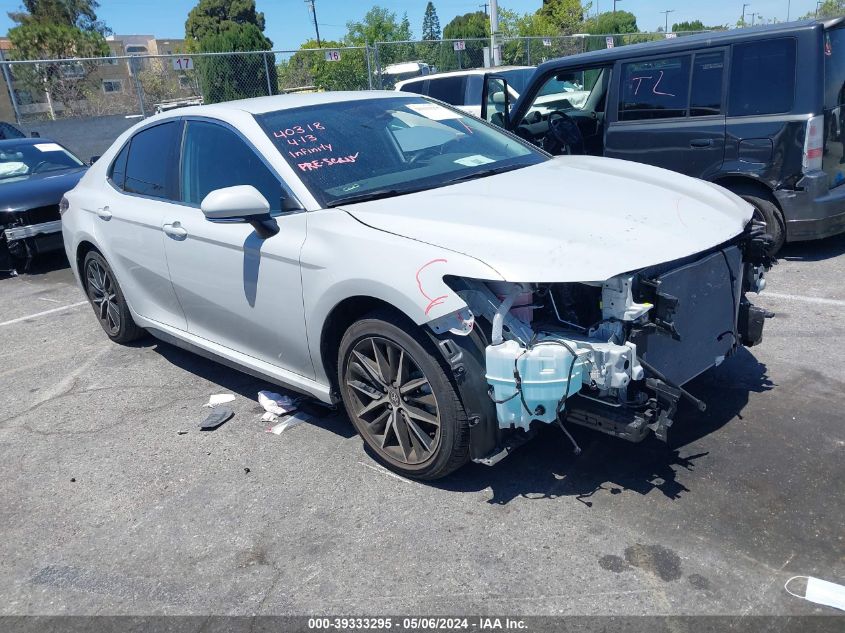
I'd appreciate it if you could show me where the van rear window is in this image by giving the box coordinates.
[729,38,796,116]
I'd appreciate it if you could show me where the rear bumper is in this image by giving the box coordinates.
[776,171,845,242]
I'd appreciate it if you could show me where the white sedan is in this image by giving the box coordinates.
[61,91,772,479]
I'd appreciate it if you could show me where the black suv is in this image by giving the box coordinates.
[482,19,845,252]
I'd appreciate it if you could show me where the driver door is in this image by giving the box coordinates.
[161,119,313,378]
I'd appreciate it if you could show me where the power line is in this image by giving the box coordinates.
[304,0,321,48]
[660,9,675,33]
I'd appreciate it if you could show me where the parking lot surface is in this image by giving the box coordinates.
[0,236,843,617]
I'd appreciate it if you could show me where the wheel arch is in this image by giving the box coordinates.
[75,239,101,286]
[711,174,779,204]
[319,296,416,398]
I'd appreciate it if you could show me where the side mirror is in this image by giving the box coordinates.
[89,155,100,165]
[30,131,40,138]
[201,185,279,239]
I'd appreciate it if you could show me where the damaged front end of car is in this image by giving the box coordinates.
[427,220,775,465]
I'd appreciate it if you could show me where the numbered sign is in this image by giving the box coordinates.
[453,40,466,51]
[172,57,193,71]
[324,50,341,62]
[542,38,552,47]
[605,36,615,49]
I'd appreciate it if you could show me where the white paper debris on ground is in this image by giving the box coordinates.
[785,576,845,611]
[257,390,297,416]
[204,393,236,408]
[266,413,310,435]
[261,411,279,423]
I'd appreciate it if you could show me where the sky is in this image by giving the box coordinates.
[0,0,828,50]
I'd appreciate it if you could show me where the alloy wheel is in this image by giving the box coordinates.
[86,259,121,335]
[344,336,441,465]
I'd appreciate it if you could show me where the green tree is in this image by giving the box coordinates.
[195,23,276,103]
[185,0,268,44]
[803,0,845,18]
[422,2,441,40]
[582,10,638,34]
[443,12,489,40]
[539,0,585,32]
[278,39,368,92]
[672,20,725,32]
[345,6,411,45]
[7,0,110,117]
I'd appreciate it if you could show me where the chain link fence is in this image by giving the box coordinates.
[0,47,374,125]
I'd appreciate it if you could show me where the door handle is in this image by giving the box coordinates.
[95,206,112,220]
[162,222,188,240]
[690,138,714,148]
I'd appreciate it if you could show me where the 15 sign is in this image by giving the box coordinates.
[453,40,466,51]
[172,57,193,71]
[324,50,341,62]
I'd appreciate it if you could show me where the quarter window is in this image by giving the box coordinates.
[124,122,179,199]
[619,55,691,121]
[399,80,426,95]
[690,52,724,116]
[729,38,796,116]
[180,121,284,212]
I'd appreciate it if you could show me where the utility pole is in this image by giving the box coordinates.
[787,0,791,21]
[816,1,823,17]
[660,9,675,33]
[613,0,622,13]
[742,3,750,26]
[490,0,501,66]
[305,0,321,48]
[480,2,489,15]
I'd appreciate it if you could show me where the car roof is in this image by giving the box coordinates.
[163,90,419,117]
[396,66,533,87]
[536,19,841,75]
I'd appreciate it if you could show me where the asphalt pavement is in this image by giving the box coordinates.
[0,235,843,618]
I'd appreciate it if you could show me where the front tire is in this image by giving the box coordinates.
[731,186,786,255]
[337,310,470,480]
[83,251,144,344]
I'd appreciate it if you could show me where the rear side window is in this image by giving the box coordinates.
[399,80,426,95]
[109,143,129,189]
[729,38,796,116]
[124,122,179,198]
[619,56,691,120]
[427,76,467,106]
[690,51,724,116]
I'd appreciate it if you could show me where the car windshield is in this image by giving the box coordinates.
[256,96,547,207]
[0,141,83,182]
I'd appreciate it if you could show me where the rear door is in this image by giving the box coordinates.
[604,49,727,178]
[93,121,187,330]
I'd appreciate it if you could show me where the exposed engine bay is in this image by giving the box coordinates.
[431,221,774,463]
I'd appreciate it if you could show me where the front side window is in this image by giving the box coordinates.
[180,121,284,211]
[729,38,796,116]
[690,51,724,116]
[619,55,691,121]
[256,96,545,207]
[124,122,179,199]
[519,66,609,125]
[109,143,129,189]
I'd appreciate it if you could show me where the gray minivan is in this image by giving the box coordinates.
[482,19,845,252]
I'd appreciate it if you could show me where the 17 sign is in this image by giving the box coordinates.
[325,50,341,62]
[172,57,193,71]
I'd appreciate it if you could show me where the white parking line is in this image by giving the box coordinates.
[0,301,88,327]
[760,292,845,307]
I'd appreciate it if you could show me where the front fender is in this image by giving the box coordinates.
[302,208,502,383]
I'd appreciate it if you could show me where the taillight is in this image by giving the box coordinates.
[803,115,824,173]
[59,196,69,215]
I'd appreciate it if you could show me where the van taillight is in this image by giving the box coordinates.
[803,115,824,173]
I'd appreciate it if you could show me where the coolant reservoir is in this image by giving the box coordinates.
[485,340,585,430]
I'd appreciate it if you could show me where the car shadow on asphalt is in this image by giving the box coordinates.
[142,338,353,437]
[779,232,845,261]
[433,348,774,506]
[2,251,70,277]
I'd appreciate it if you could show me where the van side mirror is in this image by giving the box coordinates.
[201,185,279,239]
[481,74,510,129]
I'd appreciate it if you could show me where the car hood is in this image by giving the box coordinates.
[339,156,754,282]
[0,167,86,214]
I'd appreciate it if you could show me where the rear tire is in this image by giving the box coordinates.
[730,186,786,255]
[337,310,470,480]
[82,251,144,344]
